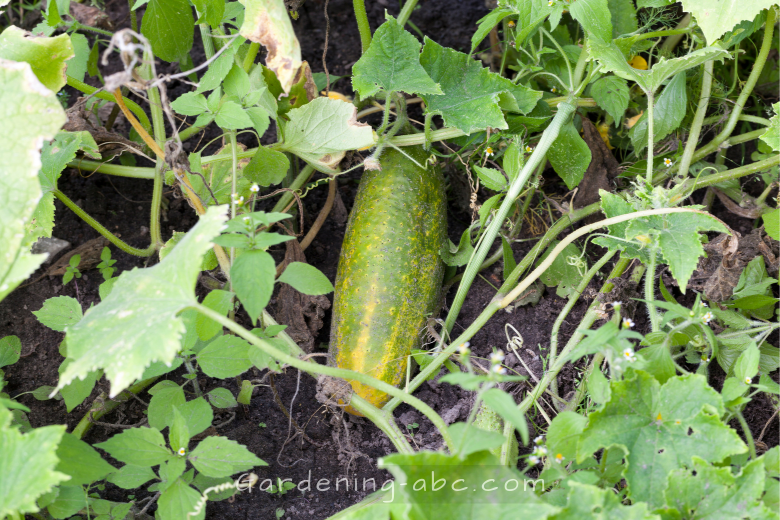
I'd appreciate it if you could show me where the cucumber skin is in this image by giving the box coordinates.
[329,146,447,415]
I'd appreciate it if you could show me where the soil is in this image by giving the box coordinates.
[1,1,778,520]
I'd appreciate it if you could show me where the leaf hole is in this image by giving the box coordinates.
[687,427,694,436]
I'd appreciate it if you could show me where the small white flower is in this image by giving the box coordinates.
[491,364,507,375]
[457,342,471,356]
[623,348,636,363]
[525,145,534,153]
[528,455,540,465]
[664,158,673,167]
[485,147,494,157]
[178,447,186,456]
[534,435,545,445]
[622,317,635,329]
[611,301,623,307]
[554,453,565,463]
[490,350,505,364]
[702,311,713,324]
[744,376,752,385]
[534,446,548,457]
[250,184,260,193]
[551,86,557,93]
[701,302,708,307]
[548,0,554,5]
[243,216,251,222]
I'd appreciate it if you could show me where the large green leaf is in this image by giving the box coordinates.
[379,450,559,519]
[608,0,638,38]
[549,481,657,519]
[578,372,746,508]
[0,407,68,517]
[140,0,194,62]
[0,27,73,92]
[0,59,65,302]
[278,97,375,173]
[55,432,115,485]
[590,76,630,126]
[32,295,82,332]
[239,0,301,93]
[156,478,205,520]
[629,72,688,151]
[664,457,775,519]
[569,0,613,43]
[352,16,442,98]
[57,206,228,397]
[95,427,171,467]
[419,37,541,134]
[680,0,776,43]
[547,120,592,190]
[196,335,253,378]
[188,436,266,478]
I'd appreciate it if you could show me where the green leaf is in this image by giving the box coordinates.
[189,436,266,477]
[46,484,88,519]
[630,72,688,151]
[501,237,516,281]
[65,32,89,83]
[547,121,591,190]
[352,15,441,98]
[107,464,157,489]
[95,427,171,467]
[230,250,275,324]
[625,210,728,292]
[140,0,194,62]
[197,335,253,378]
[379,451,559,518]
[569,0,613,42]
[278,97,375,173]
[448,422,505,459]
[148,384,186,431]
[237,379,253,405]
[419,37,541,134]
[762,207,779,240]
[32,295,82,332]
[733,344,760,382]
[169,406,190,454]
[474,165,507,192]
[680,0,776,43]
[195,46,236,94]
[58,207,228,397]
[171,92,209,116]
[440,228,475,267]
[206,387,238,408]
[550,481,657,519]
[0,60,65,301]
[546,411,587,464]
[481,388,529,445]
[196,289,234,341]
[608,0,638,38]
[215,101,254,130]
[277,262,334,295]
[0,335,22,368]
[0,27,73,92]
[665,457,771,519]
[239,0,302,93]
[58,360,99,412]
[55,432,115,485]
[191,0,225,28]
[471,8,515,53]
[0,409,68,517]
[157,478,205,520]
[578,371,746,508]
[536,240,586,298]
[590,76,630,126]
[588,39,729,93]
[244,146,290,187]
[759,102,780,152]
[176,397,213,437]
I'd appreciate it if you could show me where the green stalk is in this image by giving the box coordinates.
[349,395,414,454]
[66,76,152,133]
[243,42,260,73]
[271,164,316,213]
[53,190,156,257]
[389,127,467,146]
[191,303,456,453]
[397,0,419,27]
[549,250,616,404]
[677,60,713,179]
[736,411,757,460]
[353,0,372,53]
[228,131,239,265]
[71,377,159,439]
[66,159,156,179]
[128,0,138,32]
[645,90,655,185]
[199,24,216,59]
[672,153,780,198]
[141,51,166,251]
[178,121,209,142]
[645,247,660,332]
[444,101,577,333]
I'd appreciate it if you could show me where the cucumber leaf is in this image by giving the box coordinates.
[680,0,777,43]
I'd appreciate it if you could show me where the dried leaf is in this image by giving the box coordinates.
[574,118,619,212]
[69,3,114,30]
[712,188,762,219]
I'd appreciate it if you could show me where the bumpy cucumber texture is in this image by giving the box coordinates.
[329,145,447,415]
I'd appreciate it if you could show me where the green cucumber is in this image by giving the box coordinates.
[329,146,447,414]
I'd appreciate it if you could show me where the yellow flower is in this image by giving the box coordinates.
[525,145,533,153]
[626,111,644,129]
[597,122,614,150]
[485,147,494,157]
[508,20,516,28]
[326,91,351,102]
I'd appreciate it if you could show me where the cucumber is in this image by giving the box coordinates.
[329,146,447,415]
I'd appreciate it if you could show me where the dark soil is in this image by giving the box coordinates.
[1,1,778,519]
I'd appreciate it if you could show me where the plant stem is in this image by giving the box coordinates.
[349,394,414,454]
[243,42,260,72]
[184,358,203,397]
[228,131,239,264]
[645,90,655,185]
[199,24,216,59]
[71,377,159,439]
[389,127,467,146]
[66,159,156,179]
[66,75,152,133]
[736,411,757,460]
[397,0,418,27]
[53,190,156,257]
[128,0,138,32]
[444,101,577,333]
[271,164,316,213]
[191,303,456,453]
[353,0,372,54]
[549,250,616,406]
[677,60,713,179]
[645,247,660,332]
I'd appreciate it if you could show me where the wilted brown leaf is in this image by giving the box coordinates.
[574,118,619,213]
